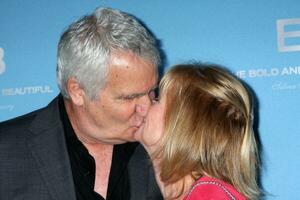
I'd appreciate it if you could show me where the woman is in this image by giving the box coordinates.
[136,63,261,200]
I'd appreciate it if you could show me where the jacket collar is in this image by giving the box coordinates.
[27,95,76,200]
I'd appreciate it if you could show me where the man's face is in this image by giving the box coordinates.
[80,51,158,144]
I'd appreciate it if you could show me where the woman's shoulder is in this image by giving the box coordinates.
[184,176,246,200]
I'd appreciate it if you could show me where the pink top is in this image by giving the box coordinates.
[183,176,246,200]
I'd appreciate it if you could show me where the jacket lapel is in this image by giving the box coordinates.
[128,145,163,200]
[128,145,148,200]
[26,97,76,200]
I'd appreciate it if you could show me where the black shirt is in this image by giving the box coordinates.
[59,96,139,200]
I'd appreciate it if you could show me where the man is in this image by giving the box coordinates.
[0,7,163,200]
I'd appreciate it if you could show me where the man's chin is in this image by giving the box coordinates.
[133,124,144,142]
[118,126,138,142]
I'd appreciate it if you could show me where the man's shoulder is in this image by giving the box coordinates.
[129,143,150,162]
[0,95,60,137]
[127,143,163,200]
[0,109,40,134]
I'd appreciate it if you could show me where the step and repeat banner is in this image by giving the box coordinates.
[0,0,299,199]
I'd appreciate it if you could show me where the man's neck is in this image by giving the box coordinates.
[63,97,115,198]
[84,142,114,199]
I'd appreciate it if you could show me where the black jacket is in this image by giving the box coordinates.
[0,95,162,200]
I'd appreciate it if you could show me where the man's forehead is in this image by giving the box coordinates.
[108,50,156,70]
[103,51,157,94]
[104,68,157,95]
[110,75,154,96]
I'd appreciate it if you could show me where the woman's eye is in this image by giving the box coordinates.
[149,87,159,100]
[149,91,156,100]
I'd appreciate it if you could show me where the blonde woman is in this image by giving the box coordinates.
[136,63,261,200]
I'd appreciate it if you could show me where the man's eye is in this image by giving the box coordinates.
[122,96,135,100]
[122,93,143,100]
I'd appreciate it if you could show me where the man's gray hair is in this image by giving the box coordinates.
[57,7,160,100]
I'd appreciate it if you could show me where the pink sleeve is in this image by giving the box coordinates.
[185,184,232,200]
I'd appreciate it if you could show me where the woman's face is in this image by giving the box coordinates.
[135,91,167,153]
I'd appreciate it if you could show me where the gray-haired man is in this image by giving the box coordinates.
[0,7,162,200]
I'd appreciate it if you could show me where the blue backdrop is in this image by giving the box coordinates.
[1,1,299,199]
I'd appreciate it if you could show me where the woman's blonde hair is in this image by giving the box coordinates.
[157,63,260,199]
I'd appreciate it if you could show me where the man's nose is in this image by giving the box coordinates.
[136,94,152,117]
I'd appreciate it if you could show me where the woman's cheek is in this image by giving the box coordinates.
[145,109,164,146]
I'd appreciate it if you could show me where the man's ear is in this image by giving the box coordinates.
[67,77,85,106]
